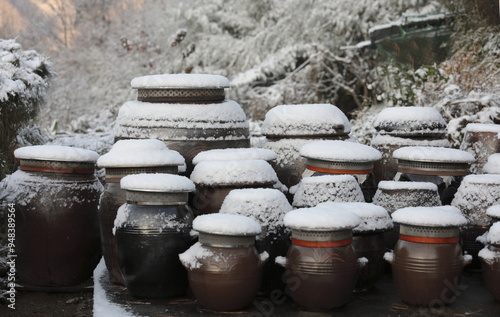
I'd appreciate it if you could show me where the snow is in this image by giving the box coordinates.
[283,206,361,231]
[372,181,441,214]
[464,123,500,133]
[483,154,500,174]
[192,148,277,165]
[113,204,131,234]
[487,205,500,219]
[393,146,475,163]
[120,173,195,192]
[373,106,446,133]
[486,223,500,245]
[259,138,315,168]
[317,202,393,233]
[192,213,262,235]
[131,73,230,89]
[259,251,270,263]
[178,242,215,270]
[261,104,351,136]
[300,140,381,162]
[97,139,185,167]
[275,256,287,267]
[219,188,292,235]
[391,206,468,227]
[377,180,438,191]
[383,251,394,263]
[291,175,365,208]
[371,134,450,147]
[190,159,278,185]
[14,145,99,162]
[478,247,499,263]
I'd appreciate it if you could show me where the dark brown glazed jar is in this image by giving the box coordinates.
[478,223,500,302]
[4,145,102,287]
[97,139,184,285]
[180,213,265,311]
[385,206,471,306]
[460,123,500,174]
[115,173,195,298]
[279,206,363,310]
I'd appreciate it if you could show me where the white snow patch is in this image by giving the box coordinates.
[14,145,99,162]
[259,251,269,263]
[487,205,500,219]
[131,73,230,89]
[373,106,446,133]
[284,206,361,231]
[300,140,381,162]
[377,180,438,191]
[190,160,278,185]
[486,222,500,245]
[192,148,277,165]
[392,206,467,227]
[393,146,475,163]
[193,213,262,236]
[483,154,500,174]
[275,256,287,267]
[120,173,195,192]
[478,247,500,263]
[464,123,500,133]
[371,134,450,147]
[179,242,215,270]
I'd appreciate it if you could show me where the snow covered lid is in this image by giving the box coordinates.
[190,160,278,186]
[371,134,450,147]
[487,205,500,219]
[483,154,500,174]
[120,173,195,192]
[97,139,185,167]
[377,180,438,191]
[486,222,500,245]
[317,202,393,232]
[393,146,475,163]
[461,174,500,185]
[261,104,351,136]
[373,106,446,133]
[300,140,382,162]
[192,148,277,165]
[464,123,500,133]
[284,206,361,231]
[131,73,230,89]
[392,206,468,227]
[14,145,99,163]
[193,213,261,236]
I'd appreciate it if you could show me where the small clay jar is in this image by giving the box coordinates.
[279,206,363,310]
[385,206,472,306]
[180,213,266,311]
[115,173,195,298]
[478,222,500,302]
[460,123,500,174]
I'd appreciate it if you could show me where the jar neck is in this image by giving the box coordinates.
[104,166,179,183]
[125,190,189,205]
[291,229,352,248]
[198,232,255,248]
[305,157,374,175]
[399,224,459,244]
[20,159,95,175]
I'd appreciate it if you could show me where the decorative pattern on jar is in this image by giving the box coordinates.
[371,106,449,184]
[96,139,184,285]
[299,140,382,202]
[277,206,365,310]
[384,206,472,306]
[478,222,500,302]
[113,74,250,176]
[219,188,293,296]
[190,159,279,215]
[460,123,500,174]
[114,173,195,298]
[258,104,351,191]
[3,145,102,287]
[179,213,267,311]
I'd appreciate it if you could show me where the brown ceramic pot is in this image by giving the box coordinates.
[479,244,500,301]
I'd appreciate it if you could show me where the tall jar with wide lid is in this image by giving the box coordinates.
[478,222,500,301]
[114,173,195,298]
[97,139,185,285]
[4,145,102,287]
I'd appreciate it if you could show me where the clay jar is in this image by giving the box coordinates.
[478,222,500,302]
[4,145,102,287]
[114,173,195,298]
[97,139,184,285]
[385,206,471,306]
[219,188,293,296]
[279,206,363,310]
[460,123,500,174]
[259,104,351,190]
[300,140,382,202]
[180,213,266,311]
[190,159,279,215]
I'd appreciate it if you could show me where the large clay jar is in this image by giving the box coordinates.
[460,123,500,174]
[478,222,500,302]
[300,140,382,202]
[115,173,195,298]
[371,106,449,184]
[4,145,102,287]
[219,188,292,296]
[113,74,250,175]
[385,206,472,306]
[318,202,393,292]
[180,213,266,311]
[190,159,278,215]
[452,174,500,269]
[393,146,474,205]
[292,175,365,209]
[258,104,350,191]
[97,139,184,285]
[279,206,363,310]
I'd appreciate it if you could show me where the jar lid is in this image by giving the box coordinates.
[464,123,500,133]
[487,205,500,219]
[193,213,262,236]
[483,153,500,174]
[373,106,447,136]
[393,146,475,163]
[485,222,500,245]
[459,174,500,186]
[120,173,195,192]
[131,73,230,89]
[392,206,467,227]
[377,180,438,191]
[284,206,361,231]
[300,140,381,162]
[192,148,277,165]
[261,104,351,137]
[14,145,99,163]
[371,134,450,147]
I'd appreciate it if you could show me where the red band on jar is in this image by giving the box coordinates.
[306,165,373,175]
[399,234,459,244]
[292,238,353,248]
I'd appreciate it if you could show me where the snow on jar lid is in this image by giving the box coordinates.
[485,222,500,245]
[487,205,500,219]
[193,213,262,236]
[391,206,467,227]
[393,146,475,163]
[300,140,382,162]
[192,148,277,165]
[14,145,99,163]
[460,174,500,185]
[317,202,393,233]
[464,123,500,133]
[261,104,351,137]
[190,160,278,186]
[284,206,361,231]
[373,106,447,135]
[483,154,500,174]
[377,180,438,191]
[97,139,185,168]
[120,173,195,192]
[370,134,450,147]
[131,73,230,89]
